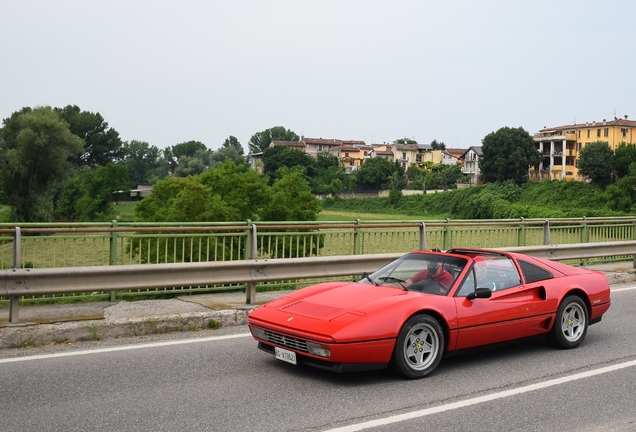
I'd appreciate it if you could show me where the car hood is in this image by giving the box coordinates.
[248,281,410,341]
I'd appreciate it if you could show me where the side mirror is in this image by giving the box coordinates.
[466,287,492,301]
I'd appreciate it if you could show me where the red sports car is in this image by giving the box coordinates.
[248,248,611,379]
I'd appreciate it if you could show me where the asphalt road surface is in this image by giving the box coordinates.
[1,283,635,432]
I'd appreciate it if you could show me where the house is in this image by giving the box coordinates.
[269,140,307,152]
[444,148,466,165]
[531,115,636,181]
[301,137,343,157]
[369,144,394,161]
[441,150,458,165]
[459,146,483,185]
[339,145,365,172]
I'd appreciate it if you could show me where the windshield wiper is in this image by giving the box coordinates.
[361,271,378,286]
[378,276,407,290]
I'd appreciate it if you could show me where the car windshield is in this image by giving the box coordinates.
[360,252,468,295]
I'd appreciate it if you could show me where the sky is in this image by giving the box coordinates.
[2,1,635,152]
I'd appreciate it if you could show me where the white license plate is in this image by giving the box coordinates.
[275,347,297,365]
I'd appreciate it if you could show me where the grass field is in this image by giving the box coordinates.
[317,210,445,221]
[113,202,138,222]
[112,204,441,223]
[0,205,11,223]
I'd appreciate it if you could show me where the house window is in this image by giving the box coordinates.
[587,130,590,138]
[578,130,581,138]
[597,128,601,138]
[345,152,349,157]
[318,145,323,151]
[622,128,628,138]
[604,128,609,137]
[363,151,368,156]
[402,152,407,160]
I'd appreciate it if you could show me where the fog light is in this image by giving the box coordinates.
[251,326,267,340]
[306,342,330,358]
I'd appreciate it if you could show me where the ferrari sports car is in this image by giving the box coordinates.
[248,248,611,379]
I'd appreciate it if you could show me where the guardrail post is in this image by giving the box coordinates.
[580,217,588,243]
[580,217,589,266]
[110,220,118,302]
[353,219,362,255]
[517,218,526,246]
[443,219,452,250]
[543,219,550,245]
[246,224,258,304]
[9,227,21,324]
[419,222,427,250]
[633,220,636,269]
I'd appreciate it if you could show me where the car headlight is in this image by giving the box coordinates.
[306,342,330,358]
[251,326,267,340]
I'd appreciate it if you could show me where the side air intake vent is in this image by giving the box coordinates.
[519,260,554,283]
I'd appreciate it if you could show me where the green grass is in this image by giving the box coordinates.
[113,202,138,222]
[0,205,11,223]
[317,210,446,221]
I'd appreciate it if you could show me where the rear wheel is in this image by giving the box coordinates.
[546,295,588,349]
[390,314,444,379]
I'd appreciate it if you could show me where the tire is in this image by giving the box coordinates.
[546,295,589,349]
[390,314,444,379]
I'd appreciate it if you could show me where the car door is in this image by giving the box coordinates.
[453,255,535,350]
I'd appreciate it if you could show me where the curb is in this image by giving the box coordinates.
[0,307,256,350]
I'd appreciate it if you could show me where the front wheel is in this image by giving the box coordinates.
[546,295,588,349]
[390,314,444,379]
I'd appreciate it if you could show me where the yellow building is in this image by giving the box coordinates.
[531,115,636,181]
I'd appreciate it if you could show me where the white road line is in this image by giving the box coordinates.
[0,332,252,364]
[324,359,636,432]
[612,285,636,292]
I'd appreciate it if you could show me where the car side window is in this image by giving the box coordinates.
[487,256,522,291]
[455,255,522,297]
[456,269,477,297]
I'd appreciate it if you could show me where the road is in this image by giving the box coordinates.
[1,283,635,432]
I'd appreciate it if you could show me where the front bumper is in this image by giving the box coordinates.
[257,342,389,373]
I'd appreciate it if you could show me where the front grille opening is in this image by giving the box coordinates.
[265,330,309,352]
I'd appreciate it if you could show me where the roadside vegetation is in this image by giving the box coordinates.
[322,180,623,220]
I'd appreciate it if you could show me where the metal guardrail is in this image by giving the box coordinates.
[2,240,636,325]
[3,216,636,269]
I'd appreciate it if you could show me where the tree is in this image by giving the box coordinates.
[197,160,271,221]
[606,162,636,212]
[577,141,614,188]
[394,138,417,144]
[172,140,207,160]
[430,139,446,151]
[439,164,463,190]
[54,105,124,166]
[173,156,207,177]
[248,126,299,154]
[123,140,160,185]
[357,157,400,190]
[480,126,542,184]
[210,136,245,167]
[0,106,84,221]
[56,163,130,221]
[311,152,344,194]
[406,164,424,189]
[221,135,244,155]
[262,145,314,181]
[613,142,636,178]
[262,168,321,221]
